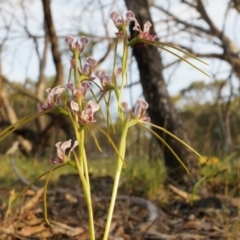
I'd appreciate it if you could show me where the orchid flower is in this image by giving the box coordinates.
[95,69,110,84]
[70,100,99,125]
[50,139,78,164]
[70,100,79,112]
[95,69,112,92]
[80,101,100,124]
[81,56,97,81]
[110,11,135,28]
[110,10,155,41]
[65,35,89,54]
[95,68,122,92]
[122,99,150,122]
[132,20,156,41]
[110,11,135,36]
[67,81,91,99]
[39,86,65,110]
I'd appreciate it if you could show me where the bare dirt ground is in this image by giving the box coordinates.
[0,174,239,240]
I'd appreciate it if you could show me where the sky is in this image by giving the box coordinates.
[0,0,239,106]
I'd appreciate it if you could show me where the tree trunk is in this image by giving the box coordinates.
[41,0,63,86]
[124,0,201,187]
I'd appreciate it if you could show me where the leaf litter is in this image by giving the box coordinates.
[0,174,239,240]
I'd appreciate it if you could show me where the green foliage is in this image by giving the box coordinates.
[174,80,240,156]
[121,158,166,198]
[0,155,166,202]
[193,153,240,198]
[0,155,76,190]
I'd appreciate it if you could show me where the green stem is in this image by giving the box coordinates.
[74,52,79,86]
[103,119,129,240]
[118,31,129,103]
[76,129,95,240]
[80,130,90,190]
[127,36,140,46]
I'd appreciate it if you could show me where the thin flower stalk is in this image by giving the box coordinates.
[103,117,130,240]
[69,106,95,239]
[76,132,95,240]
[117,31,129,121]
[66,119,95,239]
[110,11,133,120]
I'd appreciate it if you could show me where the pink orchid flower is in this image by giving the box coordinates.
[51,139,78,164]
[70,100,99,124]
[81,56,97,80]
[80,101,99,124]
[132,20,156,41]
[86,56,97,67]
[95,69,106,79]
[110,11,135,36]
[39,86,65,110]
[95,69,112,90]
[70,100,79,112]
[110,11,134,27]
[65,35,89,53]
[67,81,91,99]
[122,99,150,122]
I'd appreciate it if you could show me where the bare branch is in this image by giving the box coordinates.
[154,5,213,36]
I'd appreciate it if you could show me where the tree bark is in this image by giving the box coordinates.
[41,0,63,86]
[124,0,201,186]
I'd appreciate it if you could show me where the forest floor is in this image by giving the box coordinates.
[0,172,239,240]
